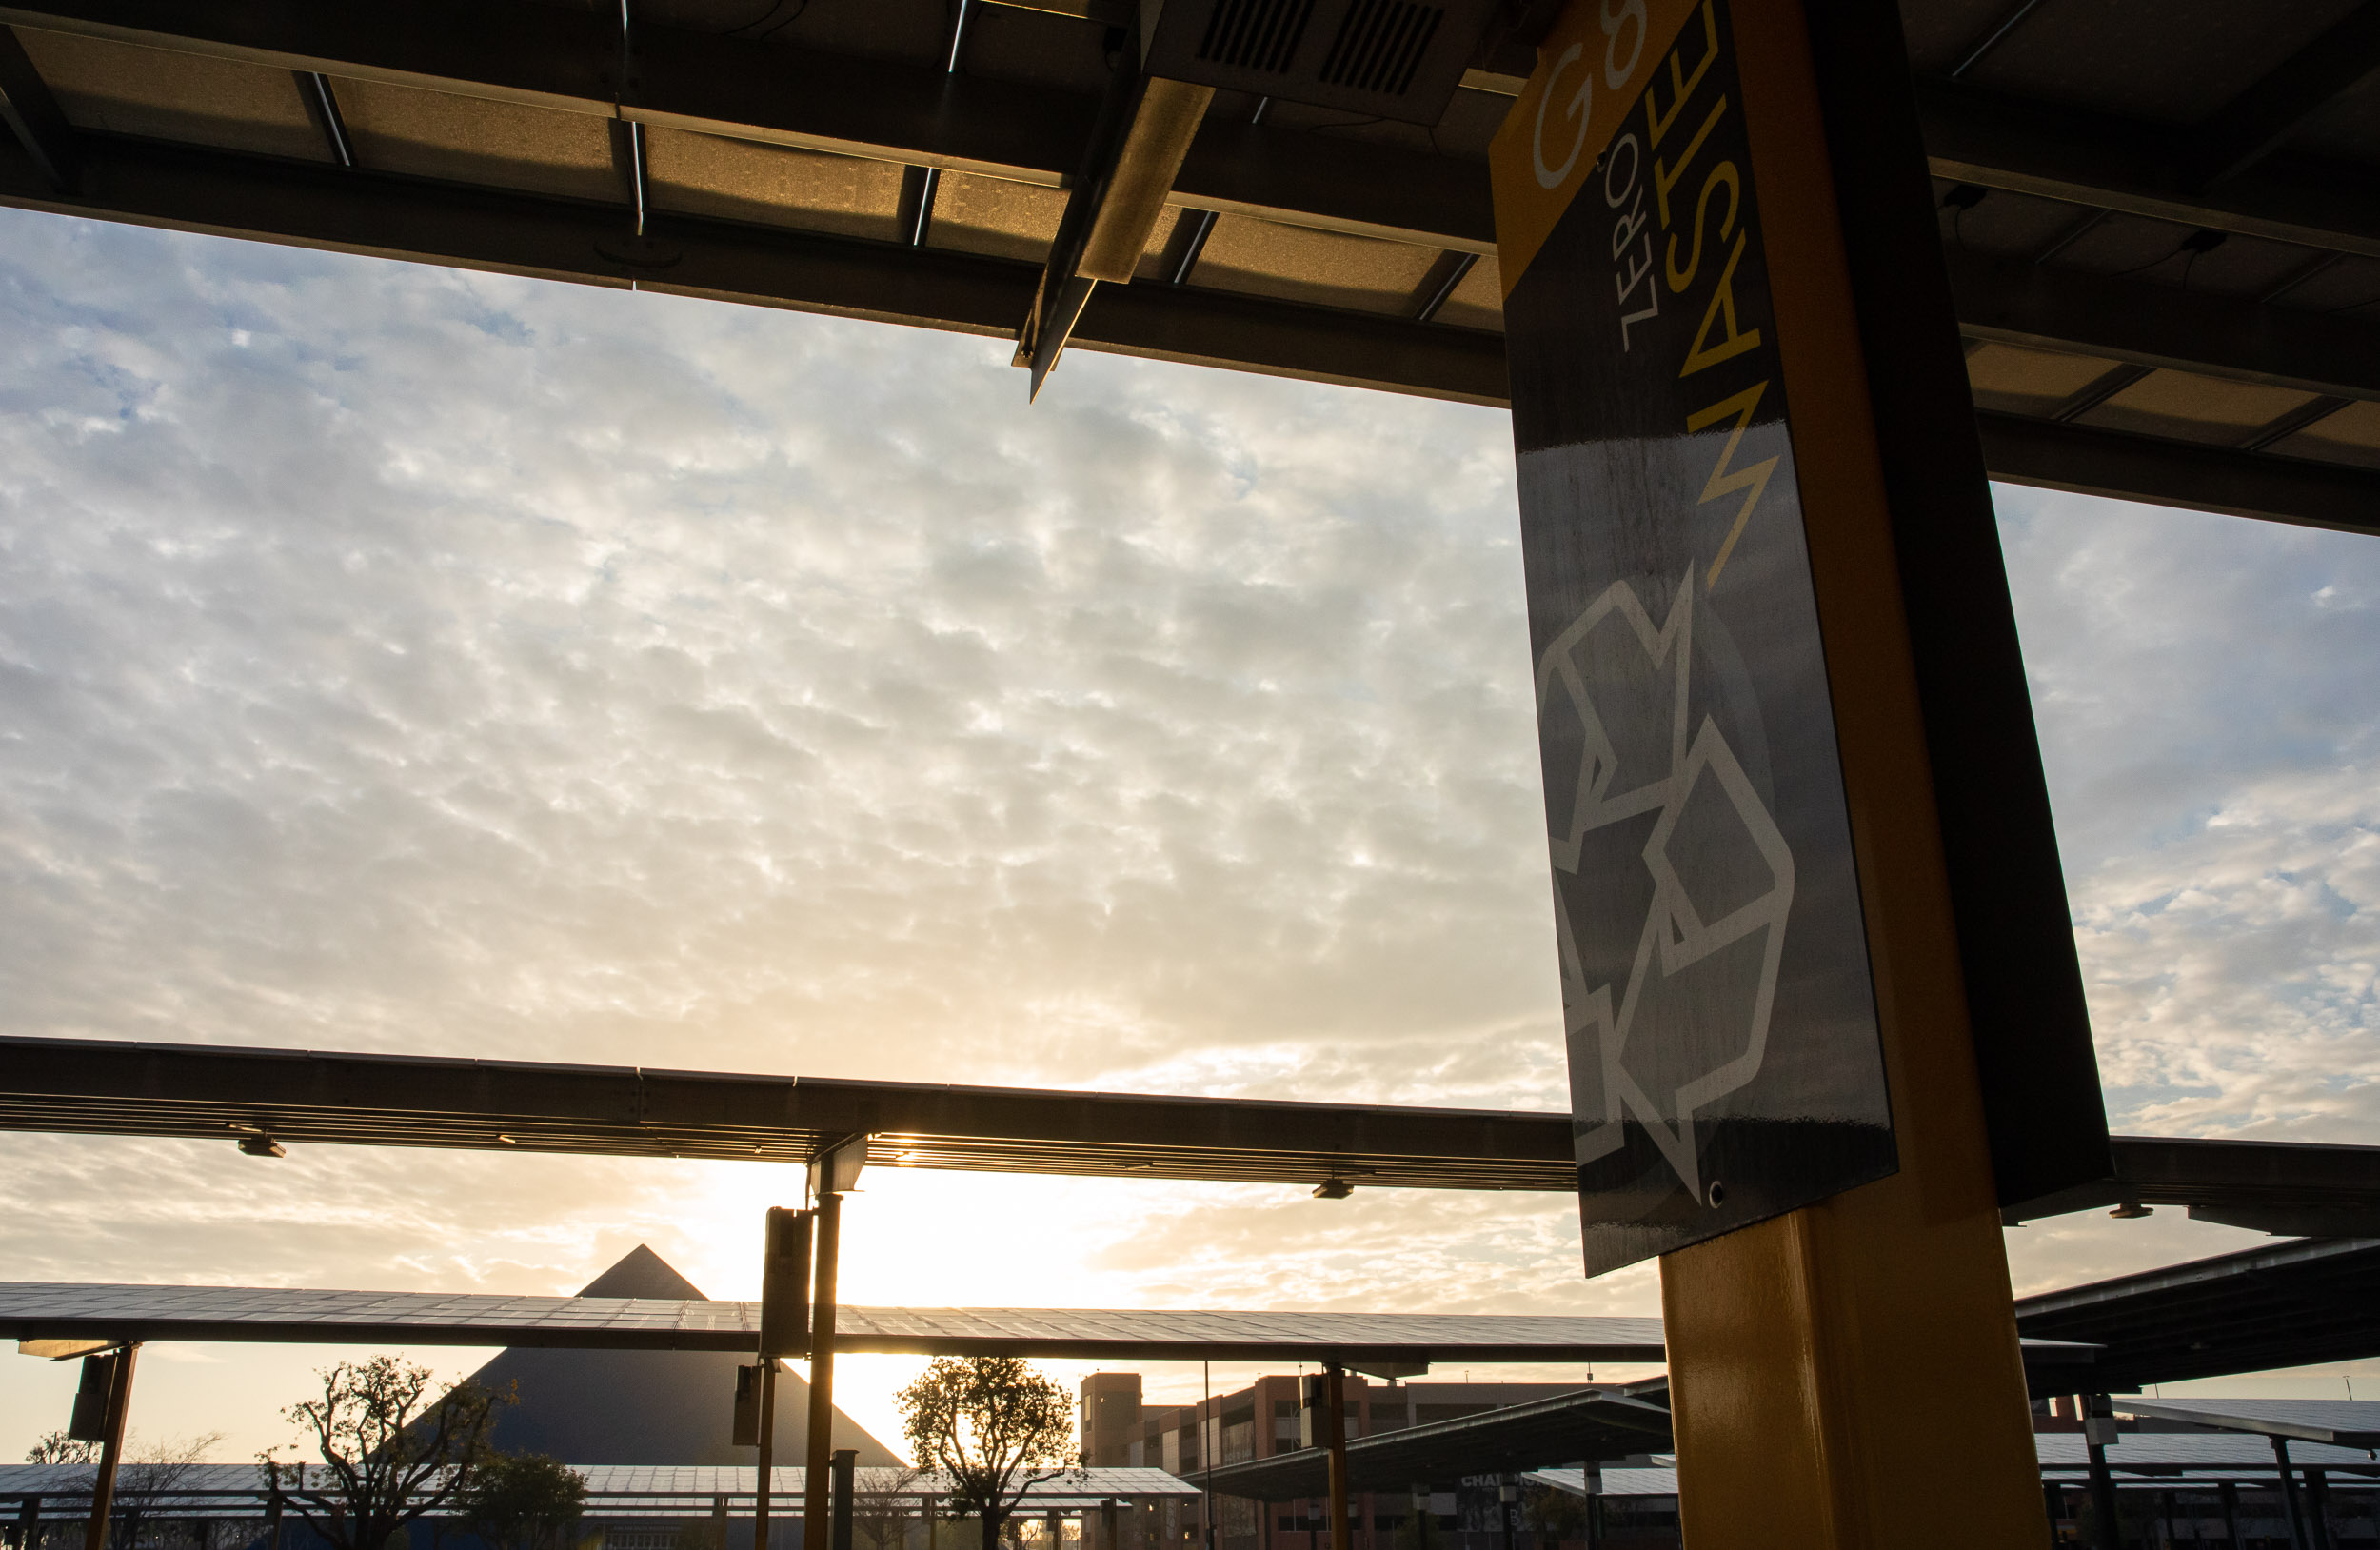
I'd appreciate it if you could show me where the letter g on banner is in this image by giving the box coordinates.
[1602,0,1646,85]
[1533,43,1592,189]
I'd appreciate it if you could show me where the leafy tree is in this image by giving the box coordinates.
[264,1357,510,1550]
[457,1454,586,1550]
[898,1357,1077,1550]
[26,1432,99,1465]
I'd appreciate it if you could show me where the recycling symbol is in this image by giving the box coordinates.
[1537,574,1795,1202]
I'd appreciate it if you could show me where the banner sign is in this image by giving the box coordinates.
[1491,0,1897,1275]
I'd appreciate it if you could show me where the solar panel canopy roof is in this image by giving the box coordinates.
[0,1280,1673,1361]
[0,0,2375,532]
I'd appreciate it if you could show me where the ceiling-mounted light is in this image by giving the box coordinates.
[1313,1178,1352,1200]
[238,1134,286,1159]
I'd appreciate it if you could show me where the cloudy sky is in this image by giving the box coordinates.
[0,206,2374,1461]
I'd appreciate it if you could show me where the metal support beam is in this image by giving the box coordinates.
[1413,252,1478,324]
[0,25,74,189]
[802,1189,844,1547]
[2275,1436,2313,1550]
[1975,413,2380,538]
[293,71,353,169]
[755,1358,780,1550]
[1322,1366,1349,1550]
[830,1448,856,1550]
[1920,82,2380,258]
[1019,30,1203,398]
[2082,1397,2119,1550]
[81,1344,136,1550]
[1946,0,2050,78]
[1949,248,2380,403]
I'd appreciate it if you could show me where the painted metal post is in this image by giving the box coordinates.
[16,1494,40,1550]
[2084,1433,2119,1550]
[2219,1481,2242,1550]
[82,1345,136,1550]
[1579,1468,1600,1550]
[2307,1468,2333,1550]
[757,1360,780,1550]
[2275,1438,2311,1550]
[1322,1367,1349,1550]
[1485,0,2089,1538]
[831,1449,856,1550]
[804,1191,844,1550]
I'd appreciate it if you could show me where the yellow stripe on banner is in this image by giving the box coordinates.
[1488,0,1708,294]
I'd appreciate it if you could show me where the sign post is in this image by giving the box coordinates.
[1490,0,2103,1540]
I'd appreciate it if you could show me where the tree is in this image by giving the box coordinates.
[110,1431,226,1550]
[852,1466,923,1550]
[265,1357,510,1550]
[898,1357,1077,1550]
[26,1432,99,1464]
[1518,1482,1589,1548]
[457,1454,586,1550]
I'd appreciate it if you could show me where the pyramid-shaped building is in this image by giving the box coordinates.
[466,1244,901,1465]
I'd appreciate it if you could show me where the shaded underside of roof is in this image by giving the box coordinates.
[2014,1236,2380,1392]
[0,0,2372,531]
[1200,1387,1677,1499]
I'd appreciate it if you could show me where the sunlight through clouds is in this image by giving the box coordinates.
[1,209,2377,1460]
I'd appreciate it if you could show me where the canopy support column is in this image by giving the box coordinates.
[2084,1411,2120,1550]
[831,1448,856,1550]
[1323,1365,1349,1550]
[2275,1437,2312,1550]
[756,1359,780,1550]
[81,1344,137,1550]
[803,1187,846,1544]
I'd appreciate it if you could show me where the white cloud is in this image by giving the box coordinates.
[1,211,2376,1464]
[1996,487,2380,1134]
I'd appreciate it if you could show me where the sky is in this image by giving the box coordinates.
[0,206,2374,1462]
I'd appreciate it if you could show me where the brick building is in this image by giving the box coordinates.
[1080,1373,1590,1550]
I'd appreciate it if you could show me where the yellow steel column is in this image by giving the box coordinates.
[1656,0,2046,1543]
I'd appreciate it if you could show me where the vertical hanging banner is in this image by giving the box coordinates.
[1492,0,1896,1275]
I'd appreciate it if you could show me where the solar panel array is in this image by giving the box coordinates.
[0,1280,1668,1361]
[0,0,2372,530]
